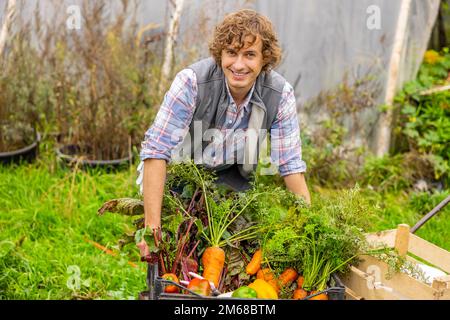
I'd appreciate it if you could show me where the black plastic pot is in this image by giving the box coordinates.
[0,132,41,165]
[56,144,133,171]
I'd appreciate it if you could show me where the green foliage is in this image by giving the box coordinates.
[1,156,448,299]
[0,25,45,152]
[174,162,262,248]
[0,162,145,299]
[370,248,429,282]
[361,187,450,251]
[361,154,413,192]
[244,184,373,291]
[302,120,360,188]
[301,69,381,188]
[394,48,450,184]
[301,49,449,192]
[44,1,161,160]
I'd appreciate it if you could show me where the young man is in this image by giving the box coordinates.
[137,9,310,252]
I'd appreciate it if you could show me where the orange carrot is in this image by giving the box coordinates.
[201,246,225,288]
[84,238,138,268]
[87,239,116,256]
[278,267,298,287]
[309,291,329,300]
[162,273,180,293]
[257,268,275,281]
[293,288,308,300]
[268,279,280,293]
[246,249,262,275]
[296,275,305,288]
[256,268,279,293]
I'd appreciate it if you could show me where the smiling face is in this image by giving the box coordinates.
[221,35,264,103]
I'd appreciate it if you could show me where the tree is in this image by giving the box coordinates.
[159,0,186,93]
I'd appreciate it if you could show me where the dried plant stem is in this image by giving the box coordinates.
[0,0,17,57]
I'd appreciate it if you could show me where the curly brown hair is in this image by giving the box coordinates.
[209,9,282,72]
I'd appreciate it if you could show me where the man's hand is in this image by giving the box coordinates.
[136,227,162,261]
[283,172,311,205]
[136,239,150,258]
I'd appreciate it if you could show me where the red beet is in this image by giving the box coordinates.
[183,257,198,273]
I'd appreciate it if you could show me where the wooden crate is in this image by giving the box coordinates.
[342,224,450,300]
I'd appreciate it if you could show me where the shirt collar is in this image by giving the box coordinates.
[225,79,255,112]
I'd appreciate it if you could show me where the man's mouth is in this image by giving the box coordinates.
[230,70,250,80]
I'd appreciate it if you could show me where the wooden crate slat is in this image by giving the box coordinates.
[341,266,404,300]
[345,227,450,300]
[440,291,450,300]
[408,233,450,273]
[344,287,363,300]
[351,255,439,299]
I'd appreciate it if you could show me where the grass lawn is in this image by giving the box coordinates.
[0,159,146,300]
[365,190,450,251]
[1,157,449,299]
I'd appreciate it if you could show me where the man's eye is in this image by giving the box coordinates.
[227,50,236,55]
[246,53,255,57]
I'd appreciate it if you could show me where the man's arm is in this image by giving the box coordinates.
[139,68,197,227]
[143,159,167,229]
[283,172,311,205]
[136,69,197,257]
[270,82,310,203]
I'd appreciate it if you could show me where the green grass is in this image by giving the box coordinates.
[312,186,450,252]
[364,189,450,251]
[0,159,146,300]
[1,154,449,300]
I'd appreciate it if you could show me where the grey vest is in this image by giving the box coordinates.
[186,58,286,191]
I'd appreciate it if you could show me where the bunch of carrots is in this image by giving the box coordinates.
[158,247,330,299]
[245,248,329,300]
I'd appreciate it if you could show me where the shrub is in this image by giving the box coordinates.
[46,0,162,160]
[0,24,44,152]
[394,48,450,186]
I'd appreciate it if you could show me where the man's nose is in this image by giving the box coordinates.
[233,54,245,70]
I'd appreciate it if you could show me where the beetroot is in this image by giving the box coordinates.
[183,257,199,273]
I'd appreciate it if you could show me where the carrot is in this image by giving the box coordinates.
[256,268,279,293]
[257,268,275,281]
[192,163,259,289]
[296,275,305,288]
[84,238,138,268]
[162,273,180,293]
[201,246,225,288]
[246,249,262,275]
[309,290,329,300]
[293,288,308,300]
[278,267,298,287]
[267,279,280,293]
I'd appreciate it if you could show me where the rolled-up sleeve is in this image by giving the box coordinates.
[270,82,307,177]
[140,69,197,162]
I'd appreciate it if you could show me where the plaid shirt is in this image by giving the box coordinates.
[139,68,306,177]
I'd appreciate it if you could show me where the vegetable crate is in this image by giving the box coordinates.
[138,262,346,300]
[341,224,450,300]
